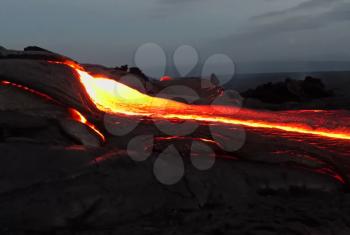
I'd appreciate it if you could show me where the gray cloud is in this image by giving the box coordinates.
[1,0,349,68]
[226,0,350,41]
[255,0,341,20]
[207,0,350,64]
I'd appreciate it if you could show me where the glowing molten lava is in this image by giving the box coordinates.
[61,61,350,141]
[69,108,106,142]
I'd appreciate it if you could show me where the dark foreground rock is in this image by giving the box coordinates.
[0,142,348,235]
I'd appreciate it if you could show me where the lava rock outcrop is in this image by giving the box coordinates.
[242,77,333,104]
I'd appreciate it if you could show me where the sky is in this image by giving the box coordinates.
[0,0,350,73]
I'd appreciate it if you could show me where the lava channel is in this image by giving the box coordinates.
[59,61,350,141]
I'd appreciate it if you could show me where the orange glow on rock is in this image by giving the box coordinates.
[69,108,88,124]
[69,108,106,142]
[160,76,173,82]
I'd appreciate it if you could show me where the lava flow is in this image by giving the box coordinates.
[60,61,350,141]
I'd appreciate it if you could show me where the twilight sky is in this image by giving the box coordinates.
[1,0,350,71]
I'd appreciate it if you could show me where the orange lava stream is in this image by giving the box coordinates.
[155,136,217,145]
[62,61,350,141]
[69,108,106,142]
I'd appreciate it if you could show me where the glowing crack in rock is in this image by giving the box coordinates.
[68,108,106,142]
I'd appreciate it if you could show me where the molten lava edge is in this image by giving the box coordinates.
[58,61,350,142]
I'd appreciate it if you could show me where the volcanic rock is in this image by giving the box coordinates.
[24,46,53,52]
[118,64,128,71]
[242,77,333,104]
[0,84,102,146]
[0,46,74,62]
[0,144,345,233]
[0,58,105,146]
[129,66,149,81]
